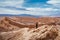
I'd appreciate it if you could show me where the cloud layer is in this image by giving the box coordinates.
[0,0,60,16]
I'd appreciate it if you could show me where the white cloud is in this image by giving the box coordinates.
[22,8,60,16]
[0,0,60,16]
[0,8,27,15]
[47,0,60,8]
[0,7,59,16]
[47,0,60,4]
[0,0,24,8]
[26,8,58,11]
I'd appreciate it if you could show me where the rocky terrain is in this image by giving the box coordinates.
[0,16,60,40]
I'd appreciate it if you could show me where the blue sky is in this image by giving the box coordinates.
[23,0,49,7]
[0,0,60,16]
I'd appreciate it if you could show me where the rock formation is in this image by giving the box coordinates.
[0,17,60,40]
[0,25,59,40]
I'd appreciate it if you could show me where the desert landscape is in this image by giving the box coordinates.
[0,16,60,40]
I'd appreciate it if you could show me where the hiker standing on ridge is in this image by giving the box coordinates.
[36,22,38,28]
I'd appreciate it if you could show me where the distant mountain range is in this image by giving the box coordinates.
[0,14,60,17]
[0,14,39,18]
[19,14,40,17]
[0,14,15,16]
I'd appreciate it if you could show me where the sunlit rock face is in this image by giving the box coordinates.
[0,17,60,40]
[0,25,59,40]
[38,17,60,27]
[0,17,36,32]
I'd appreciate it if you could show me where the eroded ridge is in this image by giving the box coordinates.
[0,25,59,40]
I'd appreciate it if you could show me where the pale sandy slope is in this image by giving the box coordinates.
[0,25,60,40]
